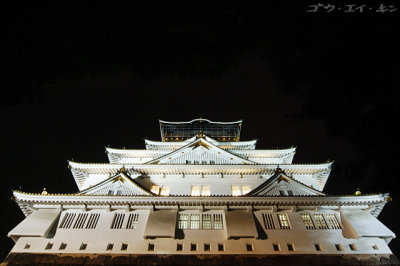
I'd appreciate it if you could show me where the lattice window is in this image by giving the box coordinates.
[201,185,210,196]
[73,213,88,229]
[326,214,341,229]
[178,214,189,229]
[126,213,139,229]
[313,214,328,229]
[191,185,201,196]
[59,213,76,229]
[86,213,100,229]
[301,214,316,229]
[190,214,200,229]
[110,213,125,229]
[232,185,241,196]
[262,213,276,229]
[202,214,212,229]
[160,186,170,196]
[242,185,251,195]
[151,185,160,194]
[277,213,291,229]
[232,185,251,196]
[213,214,224,229]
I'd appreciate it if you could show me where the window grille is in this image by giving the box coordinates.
[301,214,316,229]
[151,185,160,195]
[110,213,125,229]
[242,185,251,195]
[59,213,76,229]
[126,213,139,229]
[160,186,170,196]
[287,190,294,196]
[262,213,275,229]
[178,213,223,230]
[326,214,341,229]
[277,213,291,229]
[201,185,210,196]
[190,214,200,229]
[232,185,241,196]
[178,214,189,229]
[73,213,88,229]
[313,214,328,229]
[213,214,223,229]
[191,185,201,196]
[202,214,212,229]
[85,213,100,229]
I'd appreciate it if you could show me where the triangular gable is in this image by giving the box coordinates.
[145,135,255,165]
[79,172,152,196]
[248,170,325,196]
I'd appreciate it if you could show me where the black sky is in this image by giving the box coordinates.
[1,1,399,259]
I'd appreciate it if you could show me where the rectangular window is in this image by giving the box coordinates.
[177,243,183,251]
[262,213,275,229]
[190,214,200,229]
[59,243,67,250]
[326,214,342,229]
[126,213,139,229]
[151,185,160,195]
[277,214,291,229]
[204,243,210,251]
[202,214,212,229]
[59,213,76,229]
[108,190,114,195]
[73,213,88,229]
[24,244,31,249]
[194,161,199,164]
[242,185,251,195]
[110,213,125,229]
[202,160,207,164]
[301,214,316,229]
[272,243,280,251]
[287,243,294,251]
[213,214,224,229]
[186,160,191,164]
[106,244,114,250]
[86,213,100,229]
[218,243,224,251]
[121,243,128,251]
[287,190,294,196]
[79,243,87,250]
[160,186,170,196]
[191,185,201,196]
[148,243,155,251]
[191,243,197,251]
[232,185,241,196]
[313,214,328,229]
[116,190,122,195]
[372,244,379,250]
[210,160,215,165]
[279,190,286,196]
[178,214,189,229]
[45,243,53,250]
[314,243,322,251]
[201,185,210,196]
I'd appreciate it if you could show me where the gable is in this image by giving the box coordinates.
[249,172,325,196]
[146,137,255,165]
[79,173,151,196]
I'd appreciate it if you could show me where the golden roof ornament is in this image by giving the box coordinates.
[41,188,48,195]
[355,188,361,196]
[198,130,204,138]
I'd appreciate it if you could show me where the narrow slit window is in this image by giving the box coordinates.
[335,244,343,251]
[148,243,155,251]
[190,214,200,229]
[246,243,253,251]
[108,190,114,195]
[178,214,189,229]
[59,243,67,250]
[287,243,294,251]
[314,243,322,251]
[191,243,197,251]
[349,244,357,251]
[218,243,224,251]
[272,243,280,251]
[204,243,210,251]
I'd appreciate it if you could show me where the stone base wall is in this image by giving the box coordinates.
[2,253,399,265]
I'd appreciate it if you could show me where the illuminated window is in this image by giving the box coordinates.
[160,186,170,196]
[202,214,212,229]
[191,185,201,196]
[242,185,251,195]
[232,185,251,196]
[277,213,291,229]
[190,214,200,229]
[326,214,341,229]
[232,185,241,196]
[213,214,224,229]
[178,214,189,229]
[301,214,316,229]
[151,185,160,194]
[313,214,328,229]
[201,185,210,196]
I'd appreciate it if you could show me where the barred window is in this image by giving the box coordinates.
[241,185,251,195]
[126,213,139,229]
[110,213,125,229]
[178,213,223,230]
[191,185,201,196]
[232,185,251,196]
[262,213,276,229]
[160,186,170,196]
[313,214,328,229]
[301,214,316,229]
[232,185,241,196]
[151,185,160,194]
[326,214,341,229]
[277,213,291,229]
[85,213,100,229]
[59,213,76,229]
[73,213,88,229]
[201,185,210,196]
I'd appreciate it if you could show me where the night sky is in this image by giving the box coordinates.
[1,1,399,259]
